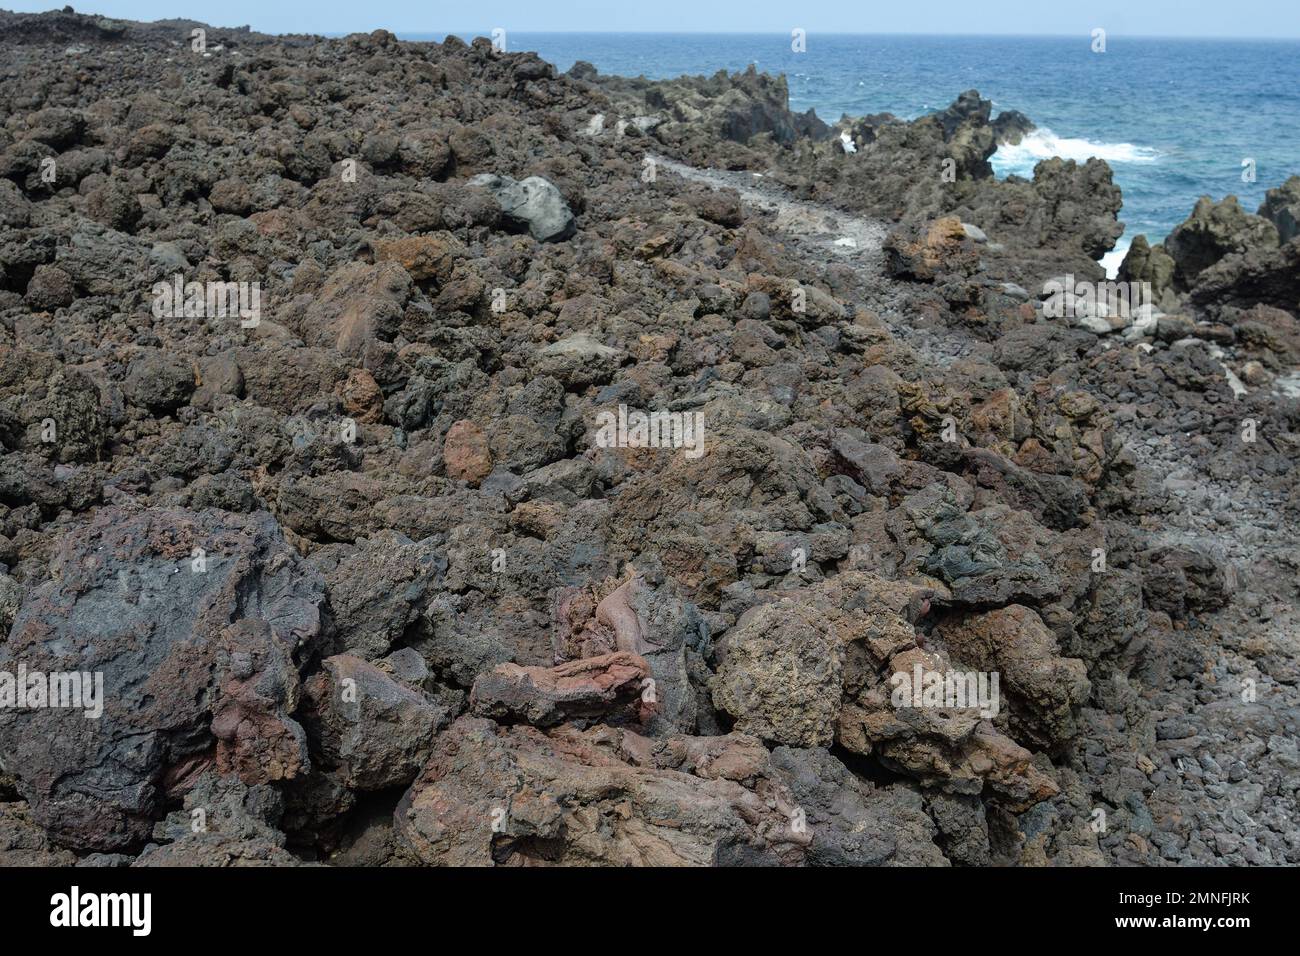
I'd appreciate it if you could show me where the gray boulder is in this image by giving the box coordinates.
[302,654,454,791]
[468,173,575,242]
[770,746,948,866]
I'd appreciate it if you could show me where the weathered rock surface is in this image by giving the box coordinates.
[1259,174,1300,243]
[1165,195,1279,288]
[0,506,322,851]
[936,605,1090,752]
[394,717,810,866]
[712,601,843,747]
[134,771,303,866]
[302,655,453,791]
[470,652,650,727]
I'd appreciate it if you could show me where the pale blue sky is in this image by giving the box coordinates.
[8,1,1300,38]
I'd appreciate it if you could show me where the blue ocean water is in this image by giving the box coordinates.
[409,32,1300,265]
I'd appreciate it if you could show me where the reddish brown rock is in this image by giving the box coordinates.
[470,651,651,727]
[442,419,492,484]
[299,261,411,358]
[395,718,809,866]
[936,604,1090,752]
[212,619,310,785]
[371,233,464,283]
[340,367,384,423]
[885,216,979,281]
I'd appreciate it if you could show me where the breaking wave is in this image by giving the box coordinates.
[993,128,1159,178]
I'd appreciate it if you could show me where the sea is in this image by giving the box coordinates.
[405,32,1300,274]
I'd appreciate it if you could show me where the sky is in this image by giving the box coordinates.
[7,1,1300,38]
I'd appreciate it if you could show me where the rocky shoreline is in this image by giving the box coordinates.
[0,9,1297,867]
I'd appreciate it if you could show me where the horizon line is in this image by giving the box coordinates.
[102,21,1300,42]
[388,30,1300,42]
[8,9,1300,41]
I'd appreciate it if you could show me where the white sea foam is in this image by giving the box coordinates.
[1100,240,1130,279]
[1276,371,1300,399]
[993,128,1159,178]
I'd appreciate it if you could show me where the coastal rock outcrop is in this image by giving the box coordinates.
[1259,174,1300,243]
[1164,195,1279,288]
